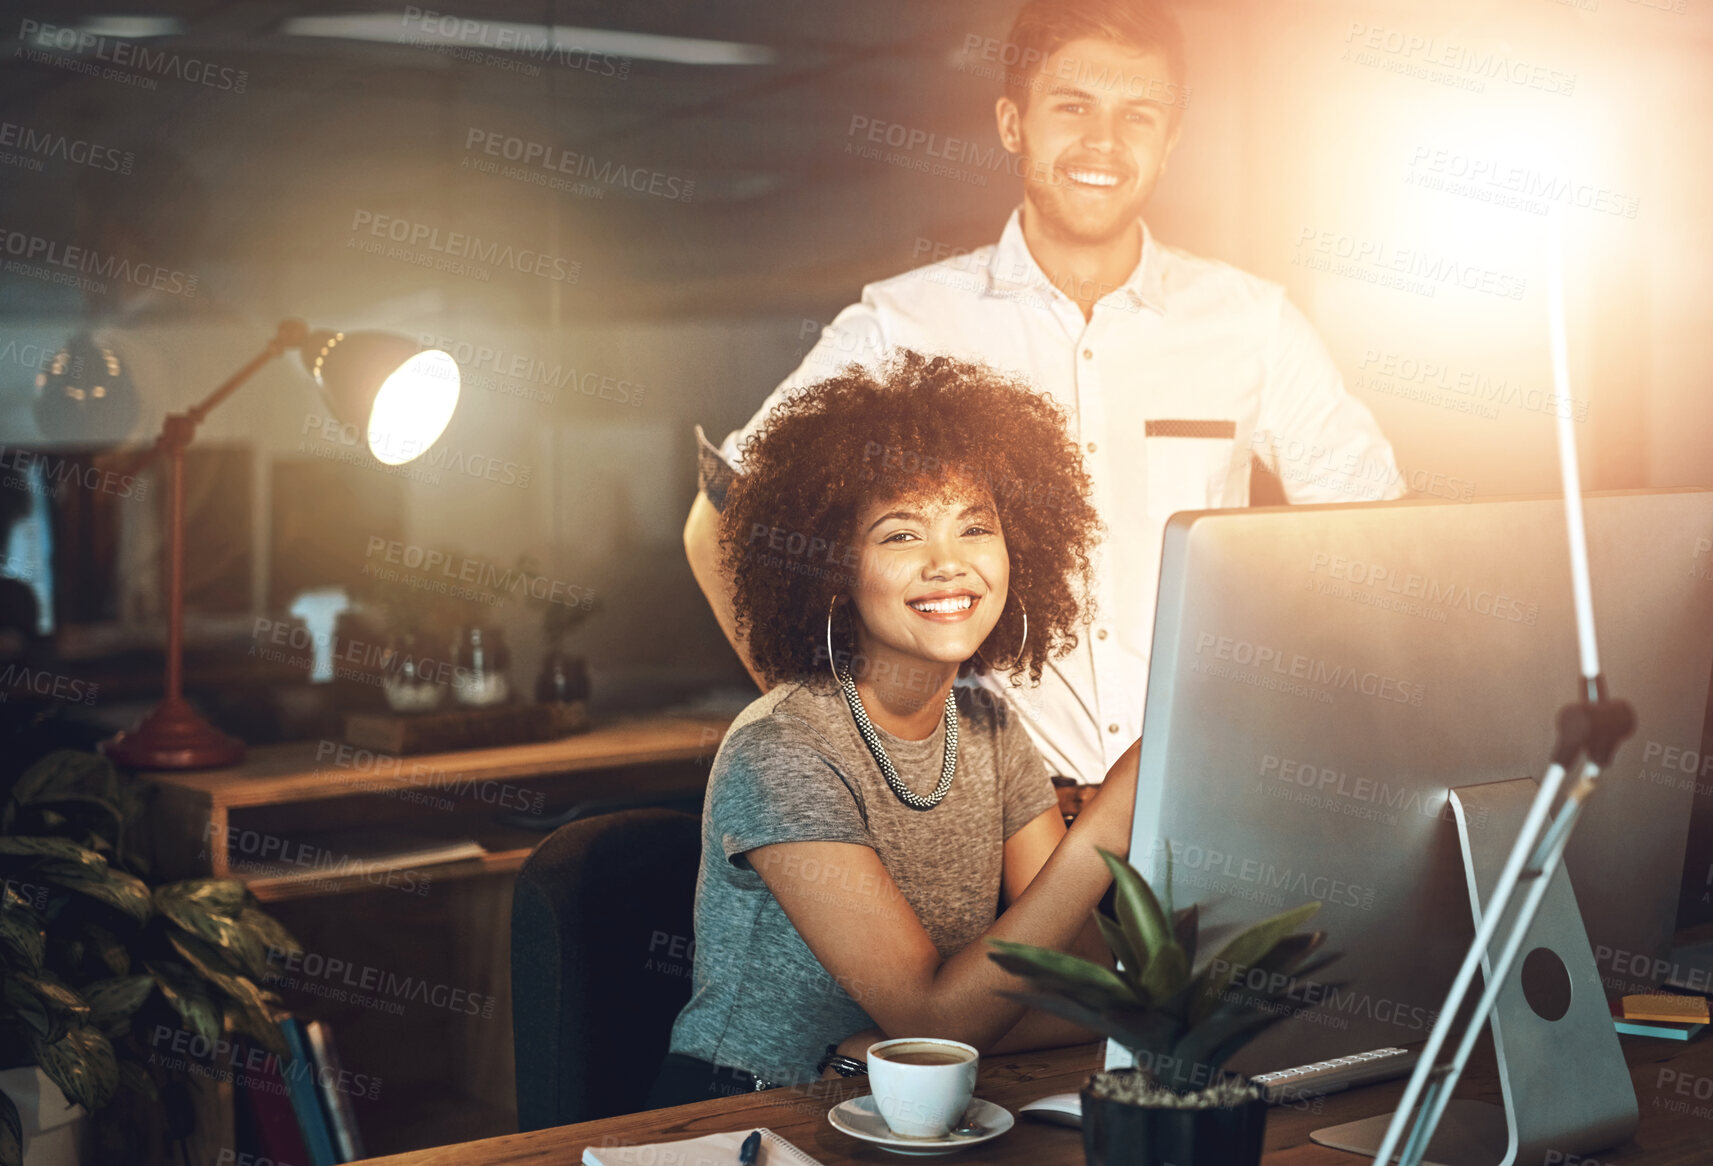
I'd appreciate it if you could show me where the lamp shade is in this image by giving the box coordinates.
[300,330,460,465]
[33,332,138,444]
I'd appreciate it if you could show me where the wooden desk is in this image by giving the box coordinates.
[350,1032,1713,1165]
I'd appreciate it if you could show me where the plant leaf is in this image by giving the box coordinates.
[1172,903,1199,969]
[1093,911,1146,997]
[237,905,301,968]
[58,869,152,926]
[998,989,1182,1060]
[80,923,130,977]
[29,1025,118,1112]
[1097,848,1170,970]
[0,836,109,872]
[986,938,1139,1004]
[0,905,45,973]
[12,973,91,1021]
[9,751,117,809]
[83,975,157,1033]
[155,881,265,973]
[144,962,221,1048]
[1171,1010,1286,1085]
[1190,900,1322,1025]
[3,977,54,1039]
[1139,940,1190,1003]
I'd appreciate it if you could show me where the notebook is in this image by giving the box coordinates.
[582,1127,824,1166]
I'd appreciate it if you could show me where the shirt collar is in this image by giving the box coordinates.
[984,206,1168,316]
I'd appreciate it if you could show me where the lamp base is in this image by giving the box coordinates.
[103,697,245,770]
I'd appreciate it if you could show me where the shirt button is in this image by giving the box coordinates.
[1108,723,1120,734]
[1097,628,1108,640]
[1082,348,1093,359]
[1086,442,1097,454]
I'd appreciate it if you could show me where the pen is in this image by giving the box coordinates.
[738,1129,761,1164]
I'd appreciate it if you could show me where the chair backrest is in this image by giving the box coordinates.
[511,807,701,1130]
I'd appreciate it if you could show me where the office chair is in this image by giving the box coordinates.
[511,807,703,1130]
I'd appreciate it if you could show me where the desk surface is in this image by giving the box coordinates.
[353,1032,1713,1165]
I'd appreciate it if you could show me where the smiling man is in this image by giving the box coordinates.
[685,0,1403,794]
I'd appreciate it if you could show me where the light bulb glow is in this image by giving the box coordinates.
[365,349,460,465]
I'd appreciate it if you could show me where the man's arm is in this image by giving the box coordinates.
[1253,292,1407,503]
[684,300,891,687]
[683,490,769,692]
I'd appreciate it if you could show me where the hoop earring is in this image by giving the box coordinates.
[825,596,843,685]
[980,596,1029,673]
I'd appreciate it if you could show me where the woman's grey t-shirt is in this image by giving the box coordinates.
[665,679,1060,1085]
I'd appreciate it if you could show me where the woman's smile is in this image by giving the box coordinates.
[906,590,981,621]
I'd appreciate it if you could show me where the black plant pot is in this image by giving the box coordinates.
[1080,1071,1268,1166]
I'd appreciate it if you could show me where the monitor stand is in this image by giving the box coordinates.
[1310,778,1638,1166]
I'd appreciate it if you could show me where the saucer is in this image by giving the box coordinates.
[827,1095,1013,1156]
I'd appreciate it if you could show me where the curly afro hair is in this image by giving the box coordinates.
[721,350,1102,688]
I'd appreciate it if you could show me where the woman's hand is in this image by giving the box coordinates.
[820,1026,888,1079]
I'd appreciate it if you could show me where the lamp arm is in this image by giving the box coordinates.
[180,317,307,431]
[105,318,308,477]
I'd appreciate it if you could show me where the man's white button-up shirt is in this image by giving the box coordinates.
[719,208,1403,785]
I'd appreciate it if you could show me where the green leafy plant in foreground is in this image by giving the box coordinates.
[986,847,1341,1097]
[0,750,303,1166]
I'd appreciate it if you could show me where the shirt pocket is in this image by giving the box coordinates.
[1144,420,1238,523]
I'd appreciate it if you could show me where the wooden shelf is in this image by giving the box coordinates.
[142,714,730,810]
[139,713,731,885]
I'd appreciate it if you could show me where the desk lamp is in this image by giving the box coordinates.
[103,319,460,770]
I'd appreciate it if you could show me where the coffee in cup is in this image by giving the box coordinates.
[865,1038,979,1138]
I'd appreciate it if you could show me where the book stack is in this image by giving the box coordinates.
[1611,993,1709,1041]
[236,1016,367,1165]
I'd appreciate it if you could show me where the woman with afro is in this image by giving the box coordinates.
[649,351,1143,1107]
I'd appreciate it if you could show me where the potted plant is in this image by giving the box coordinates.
[0,750,301,1166]
[986,848,1340,1166]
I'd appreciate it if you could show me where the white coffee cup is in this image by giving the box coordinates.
[865,1037,979,1138]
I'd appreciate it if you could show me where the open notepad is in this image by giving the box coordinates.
[582,1127,824,1166]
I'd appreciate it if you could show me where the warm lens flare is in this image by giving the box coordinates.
[366,348,460,465]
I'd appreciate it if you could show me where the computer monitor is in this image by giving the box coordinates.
[1113,488,1713,1076]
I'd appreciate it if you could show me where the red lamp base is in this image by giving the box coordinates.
[103,696,246,770]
